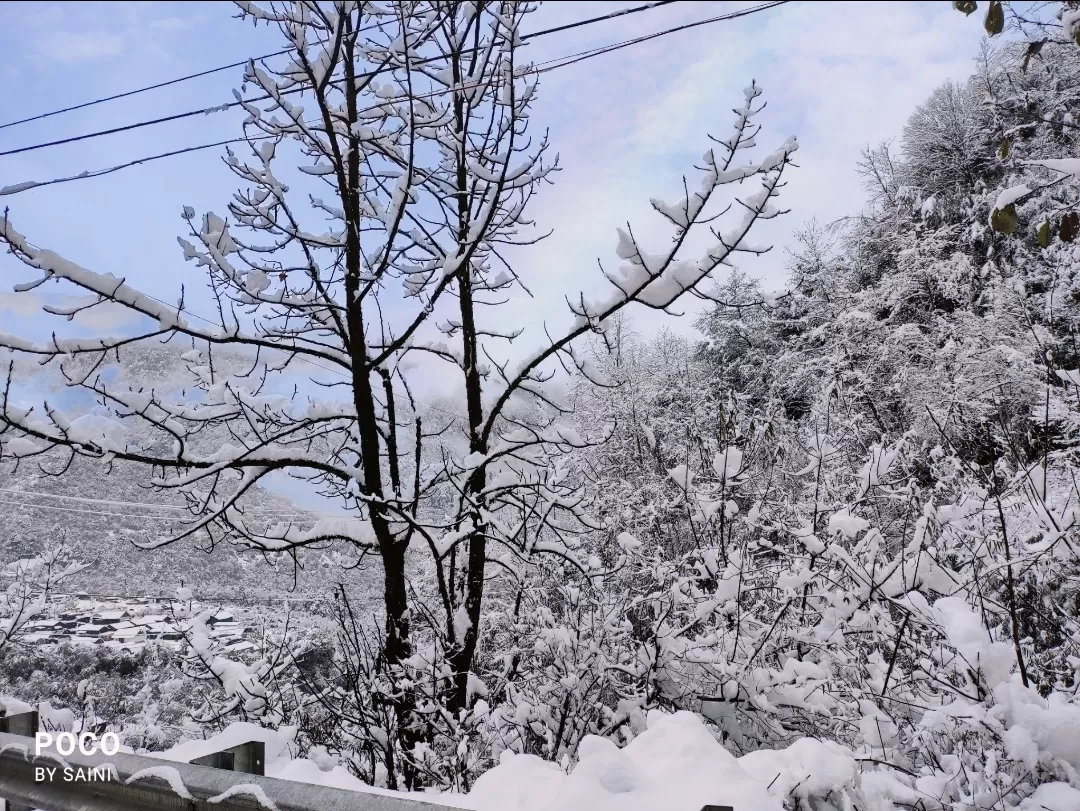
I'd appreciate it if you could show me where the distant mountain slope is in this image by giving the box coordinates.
[0,343,376,601]
[0,452,347,599]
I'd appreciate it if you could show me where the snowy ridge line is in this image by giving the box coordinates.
[0,2,674,133]
[0,730,453,811]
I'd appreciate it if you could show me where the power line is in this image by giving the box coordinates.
[0,49,294,133]
[0,104,255,160]
[1,1,786,200]
[0,2,681,160]
[1,137,249,196]
[537,1,789,71]
[524,0,677,39]
[0,21,386,134]
[0,2,676,134]
[0,486,330,514]
[0,60,510,197]
[0,496,361,522]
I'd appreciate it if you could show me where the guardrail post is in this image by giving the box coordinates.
[0,711,38,737]
[0,712,37,811]
[191,740,265,775]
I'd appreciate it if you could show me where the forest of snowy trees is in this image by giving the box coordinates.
[4,2,1080,810]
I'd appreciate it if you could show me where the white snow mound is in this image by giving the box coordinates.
[465,712,780,811]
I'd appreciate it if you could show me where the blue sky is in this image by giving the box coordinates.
[0,1,994,508]
[1,2,989,337]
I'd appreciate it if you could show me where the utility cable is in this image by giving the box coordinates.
[0,1,682,158]
[0,2,677,132]
[0,1,787,197]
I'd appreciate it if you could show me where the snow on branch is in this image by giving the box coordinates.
[482,82,796,443]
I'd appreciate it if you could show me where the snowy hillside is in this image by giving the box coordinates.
[0,453,339,598]
[0,343,369,599]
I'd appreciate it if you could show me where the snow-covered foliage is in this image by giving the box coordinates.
[0,0,795,792]
[531,24,1080,811]
[9,2,1080,808]
[175,606,297,725]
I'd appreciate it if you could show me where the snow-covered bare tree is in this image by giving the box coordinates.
[0,0,795,787]
[900,79,987,198]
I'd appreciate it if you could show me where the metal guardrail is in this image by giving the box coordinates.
[0,730,453,811]
[0,713,38,738]
[0,720,735,811]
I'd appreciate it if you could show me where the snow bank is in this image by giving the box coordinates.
[740,738,856,806]
[150,722,296,766]
[148,712,779,810]
[0,696,34,716]
[467,712,779,811]
[14,700,1080,811]
[994,678,1080,774]
[1020,783,1080,811]
[151,722,468,808]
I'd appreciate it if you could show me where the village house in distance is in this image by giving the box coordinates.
[21,594,256,655]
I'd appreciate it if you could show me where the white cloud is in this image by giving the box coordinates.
[0,291,43,319]
[37,31,124,63]
[0,292,145,333]
[478,0,986,359]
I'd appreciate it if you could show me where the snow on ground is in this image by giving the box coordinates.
[134,706,1080,811]
[148,721,470,808]
[9,698,1080,811]
[463,712,780,811]
[145,713,814,811]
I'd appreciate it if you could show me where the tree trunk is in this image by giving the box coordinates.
[445,10,489,715]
